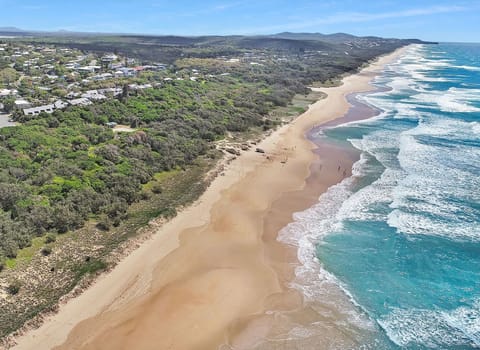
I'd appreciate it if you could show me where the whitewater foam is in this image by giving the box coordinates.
[277,42,480,349]
[378,300,480,348]
[412,87,480,113]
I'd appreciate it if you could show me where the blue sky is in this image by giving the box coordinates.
[0,0,479,42]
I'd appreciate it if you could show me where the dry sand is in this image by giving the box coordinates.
[12,46,408,350]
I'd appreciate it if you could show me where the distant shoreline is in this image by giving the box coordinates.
[11,46,409,350]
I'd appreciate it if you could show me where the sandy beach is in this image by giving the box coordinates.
[11,46,407,350]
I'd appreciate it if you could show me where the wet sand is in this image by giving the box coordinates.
[12,46,408,350]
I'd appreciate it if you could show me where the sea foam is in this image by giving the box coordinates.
[278,43,480,349]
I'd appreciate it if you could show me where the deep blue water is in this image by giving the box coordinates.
[282,43,480,349]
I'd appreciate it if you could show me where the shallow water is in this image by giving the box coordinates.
[279,43,480,349]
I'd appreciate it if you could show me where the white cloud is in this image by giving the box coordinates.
[237,5,469,34]
[213,1,247,11]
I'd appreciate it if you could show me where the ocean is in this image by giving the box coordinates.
[279,43,480,349]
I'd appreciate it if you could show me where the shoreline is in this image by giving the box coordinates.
[11,46,408,350]
[225,62,400,349]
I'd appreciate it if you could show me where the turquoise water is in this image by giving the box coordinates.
[281,44,480,349]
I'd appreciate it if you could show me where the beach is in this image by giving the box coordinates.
[12,46,407,350]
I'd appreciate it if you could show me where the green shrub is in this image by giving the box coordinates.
[96,217,111,231]
[41,246,52,256]
[161,207,177,219]
[7,280,21,295]
[44,234,56,244]
[75,259,108,278]
[151,183,163,194]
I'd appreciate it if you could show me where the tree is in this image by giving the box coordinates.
[120,83,129,102]
[0,68,18,86]
[0,184,26,212]
[2,97,15,113]
[54,64,66,77]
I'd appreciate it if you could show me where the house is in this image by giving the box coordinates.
[65,63,80,70]
[92,74,107,81]
[81,90,106,100]
[117,67,136,77]
[23,104,55,116]
[0,89,18,97]
[54,100,69,109]
[41,48,56,54]
[15,99,31,109]
[66,91,81,99]
[101,54,118,63]
[98,88,122,96]
[133,66,146,73]
[105,122,117,128]
[41,64,55,70]
[45,74,59,81]
[129,83,152,90]
[69,98,92,106]
[77,66,101,73]
[109,62,124,70]
[92,73,113,81]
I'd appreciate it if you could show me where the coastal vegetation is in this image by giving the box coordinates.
[0,32,417,341]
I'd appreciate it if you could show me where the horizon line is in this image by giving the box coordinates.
[1,26,479,44]
[0,26,441,42]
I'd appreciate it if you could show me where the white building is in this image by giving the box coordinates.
[101,54,118,63]
[77,66,101,73]
[69,98,93,106]
[118,67,136,77]
[15,99,31,109]
[98,87,122,96]
[54,100,69,109]
[92,73,113,81]
[0,89,18,97]
[66,91,81,99]
[23,104,55,116]
[81,90,106,100]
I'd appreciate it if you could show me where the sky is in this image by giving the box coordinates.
[0,0,479,42]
